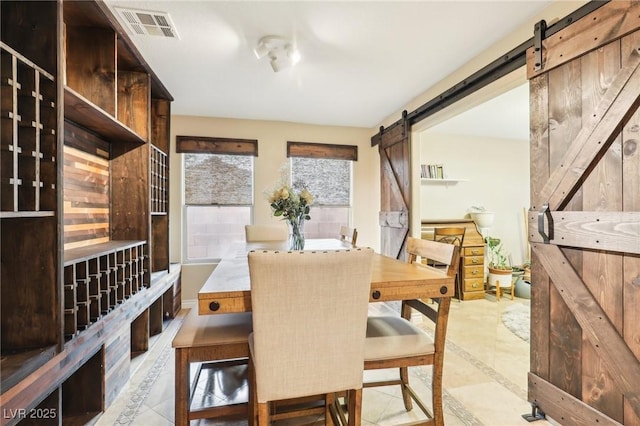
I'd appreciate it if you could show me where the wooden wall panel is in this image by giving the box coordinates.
[151,99,170,153]
[63,145,109,250]
[110,143,149,241]
[0,217,58,349]
[117,71,149,141]
[103,327,130,407]
[65,26,116,115]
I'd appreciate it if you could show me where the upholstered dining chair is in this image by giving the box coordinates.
[433,227,465,301]
[244,224,288,242]
[339,226,358,246]
[247,248,374,425]
[364,237,460,426]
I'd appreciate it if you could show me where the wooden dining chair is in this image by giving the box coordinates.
[433,227,465,301]
[244,224,288,242]
[247,248,374,425]
[339,225,358,246]
[363,237,460,426]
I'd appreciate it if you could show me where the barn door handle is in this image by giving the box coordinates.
[537,203,553,244]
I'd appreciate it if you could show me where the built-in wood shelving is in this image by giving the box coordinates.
[1,1,177,423]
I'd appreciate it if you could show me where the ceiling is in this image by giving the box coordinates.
[428,82,530,141]
[104,1,553,131]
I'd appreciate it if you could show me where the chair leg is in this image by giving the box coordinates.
[174,348,188,426]
[432,362,445,426]
[399,367,413,411]
[257,402,269,426]
[347,389,362,426]
[248,357,257,426]
[325,392,336,426]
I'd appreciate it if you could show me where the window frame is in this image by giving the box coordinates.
[179,135,258,263]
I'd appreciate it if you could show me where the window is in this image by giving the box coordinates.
[178,136,257,262]
[288,142,357,239]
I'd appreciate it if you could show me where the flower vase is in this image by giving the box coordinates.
[287,216,305,250]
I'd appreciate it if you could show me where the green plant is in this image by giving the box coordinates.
[485,236,511,270]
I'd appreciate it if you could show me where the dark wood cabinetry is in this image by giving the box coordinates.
[1,1,178,424]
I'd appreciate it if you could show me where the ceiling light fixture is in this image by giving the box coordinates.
[254,35,300,72]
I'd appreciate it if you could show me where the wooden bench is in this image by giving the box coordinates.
[172,309,253,425]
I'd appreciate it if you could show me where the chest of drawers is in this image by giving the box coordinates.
[460,245,485,300]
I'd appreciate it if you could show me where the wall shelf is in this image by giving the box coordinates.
[421,178,468,184]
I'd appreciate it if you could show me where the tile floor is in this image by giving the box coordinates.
[95,297,555,426]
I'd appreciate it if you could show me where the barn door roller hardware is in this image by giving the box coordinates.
[369,1,605,146]
[533,20,547,72]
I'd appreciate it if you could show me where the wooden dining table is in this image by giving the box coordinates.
[198,239,455,315]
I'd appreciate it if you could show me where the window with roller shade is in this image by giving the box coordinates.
[179,136,256,262]
[288,142,356,239]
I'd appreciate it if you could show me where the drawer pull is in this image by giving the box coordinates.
[209,301,220,312]
[471,270,479,275]
[372,290,381,300]
[471,258,479,264]
[440,286,447,295]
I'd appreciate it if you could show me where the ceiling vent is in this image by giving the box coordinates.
[115,7,179,39]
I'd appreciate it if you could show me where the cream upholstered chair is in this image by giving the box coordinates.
[364,237,460,426]
[247,248,373,425]
[339,226,358,246]
[244,224,288,242]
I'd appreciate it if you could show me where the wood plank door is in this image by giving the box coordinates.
[379,118,410,260]
[527,2,640,425]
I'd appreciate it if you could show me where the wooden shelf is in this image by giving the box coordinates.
[0,345,57,393]
[64,87,146,145]
[0,210,54,218]
[64,240,146,265]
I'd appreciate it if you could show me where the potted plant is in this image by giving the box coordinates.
[485,236,513,292]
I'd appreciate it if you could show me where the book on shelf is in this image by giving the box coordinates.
[421,163,444,179]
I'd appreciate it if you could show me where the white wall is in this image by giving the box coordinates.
[169,115,380,301]
[419,132,530,265]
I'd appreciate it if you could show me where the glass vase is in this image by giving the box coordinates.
[287,216,305,250]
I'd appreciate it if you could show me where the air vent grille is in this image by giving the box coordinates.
[115,7,179,39]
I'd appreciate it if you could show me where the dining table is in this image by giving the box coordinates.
[198,238,455,316]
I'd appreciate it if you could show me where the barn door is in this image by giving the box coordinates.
[378,117,410,259]
[527,3,640,425]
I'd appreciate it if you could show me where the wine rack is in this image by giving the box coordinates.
[0,42,56,217]
[150,144,168,214]
[63,241,149,339]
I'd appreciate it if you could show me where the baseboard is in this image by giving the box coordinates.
[181,299,197,311]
